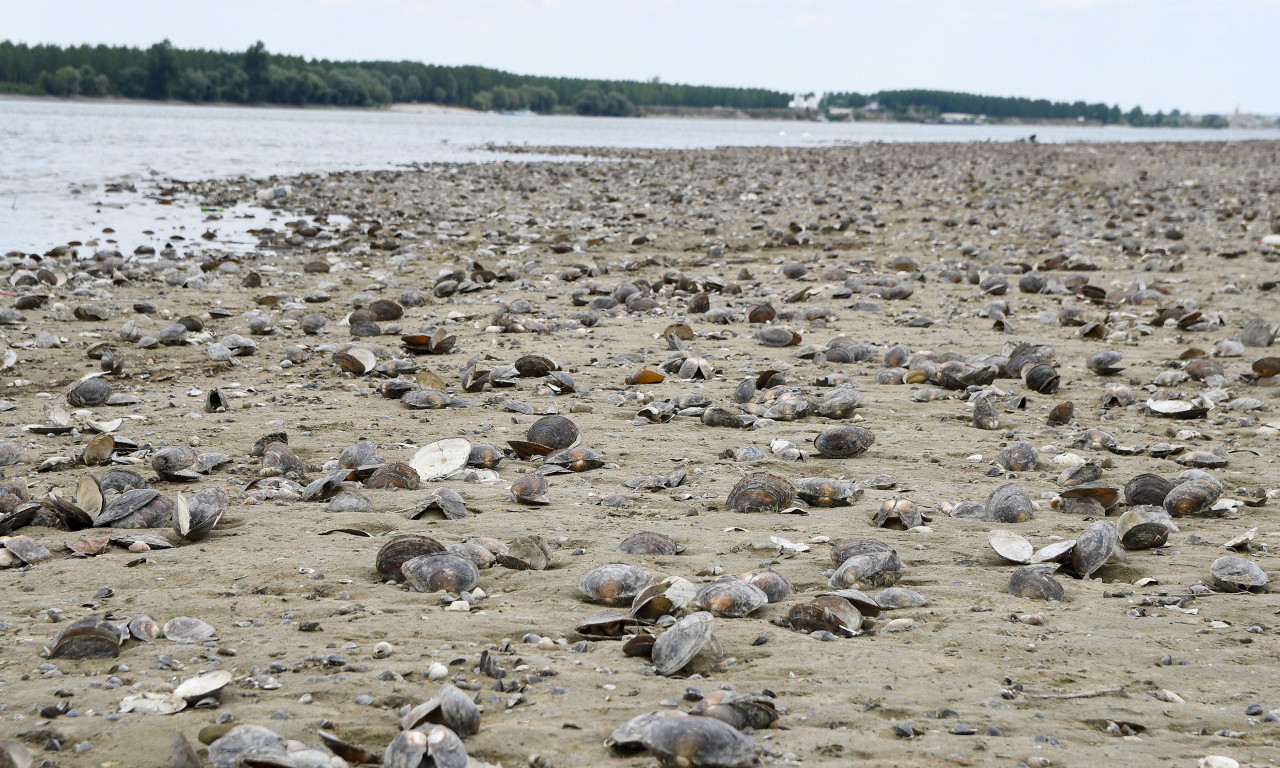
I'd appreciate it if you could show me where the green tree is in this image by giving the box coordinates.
[243,41,269,101]
[144,39,176,99]
[78,64,108,95]
[44,65,81,96]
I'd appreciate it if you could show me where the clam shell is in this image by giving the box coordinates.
[793,477,859,507]
[338,440,378,469]
[785,595,862,636]
[631,576,698,621]
[376,535,445,582]
[725,473,794,513]
[208,725,287,768]
[260,442,305,479]
[579,563,652,605]
[410,487,467,520]
[409,438,471,481]
[68,377,112,407]
[757,326,800,347]
[874,498,924,529]
[652,611,719,676]
[688,691,779,731]
[163,616,215,644]
[986,483,1035,523]
[607,710,686,751]
[988,530,1033,563]
[497,535,552,570]
[617,531,682,555]
[402,553,479,594]
[743,570,795,603]
[51,617,122,659]
[153,445,198,480]
[829,549,901,589]
[1008,564,1065,601]
[813,425,874,458]
[1210,555,1269,593]
[174,670,232,702]
[998,441,1039,472]
[1023,363,1060,394]
[1118,505,1174,549]
[1069,520,1119,579]
[972,396,1000,429]
[526,415,579,451]
[575,609,639,639]
[403,683,481,739]
[1059,483,1121,511]
[174,487,227,542]
[1124,473,1174,507]
[511,473,550,505]
[365,461,420,490]
[875,587,928,609]
[1164,478,1221,517]
[695,578,769,618]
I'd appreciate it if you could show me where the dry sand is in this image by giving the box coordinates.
[2,141,1280,768]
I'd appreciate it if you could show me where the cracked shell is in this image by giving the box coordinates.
[1210,556,1268,593]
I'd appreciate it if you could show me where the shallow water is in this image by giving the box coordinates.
[1,98,1276,253]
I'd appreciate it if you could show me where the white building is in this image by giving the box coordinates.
[789,93,819,111]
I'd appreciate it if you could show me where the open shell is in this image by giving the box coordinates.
[409,438,471,482]
[652,611,720,677]
[1068,520,1118,579]
[1118,505,1175,549]
[402,683,481,739]
[1210,556,1269,593]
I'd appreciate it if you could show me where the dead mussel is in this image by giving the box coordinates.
[1008,564,1065,601]
[998,442,1039,472]
[652,611,721,677]
[873,498,926,529]
[617,531,683,555]
[725,473,794,513]
[401,553,480,594]
[510,474,550,505]
[173,488,227,542]
[376,535,446,582]
[689,690,779,731]
[1209,556,1269,593]
[793,477,860,507]
[578,563,652,605]
[829,538,901,589]
[526,415,579,451]
[694,577,769,618]
[813,425,874,459]
[402,683,481,739]
[986,483,1035,523]
[641,714,760,768]
[1117,505,1175,550]
[383,726,467,768]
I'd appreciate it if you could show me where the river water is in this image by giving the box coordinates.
[2,98,1276,253]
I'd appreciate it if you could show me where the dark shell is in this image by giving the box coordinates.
[68,377,113,407]
[1046,401,1075,426]
[376,535,446,582]
[402,683,481,739]
[725,473,794,513]
[526,415,579,451]
[576,609,640,639]
[641,715,760,768]
[986,483,1035,523]
[701,407,747,429]
[830,537,896,568]
[1,534,51,564]
[757,326,801,347]
[785,596,861,637]
[174,487,227,542]
[544,447,605,472]
[998,442,1039,472]
[365,462,420,490]
[1008,565,1065,601]
[631,577,697,621]
[1024,363,1060,394]
[695,578,769,618]
[972,397,1000,430]
[607,711,687,751]
[746,304,776,324]
[652,611,719,677]
[793,477,859,507]
[829,549,901,589]
[1118,505,1174,549]
[617,531,682,556]
[1086,350,1125,375]
[514,354,556,377]
[402,553,480,594]
[1059,483,1121,511]
[96,488,174,528]
[1069,520,1118,579]
[578,563,652,605]
[51,618,121,659]
[813,424,874,459]
[1164,478,1221,517]
[467,444,504,469]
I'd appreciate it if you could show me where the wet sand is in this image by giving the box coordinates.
[2,140,1280,768]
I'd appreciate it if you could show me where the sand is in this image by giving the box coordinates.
[2,140,1279,768]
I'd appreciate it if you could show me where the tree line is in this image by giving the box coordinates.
[820,89,1221,127]
[0,39,790,114]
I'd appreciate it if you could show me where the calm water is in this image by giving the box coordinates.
[2,98,1276,253]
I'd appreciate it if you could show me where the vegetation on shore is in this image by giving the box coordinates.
[0,39,1241,127]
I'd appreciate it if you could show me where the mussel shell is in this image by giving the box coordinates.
[338,440,379,469]
[576,609,640,639]
[630,576,697,621]
[1059,483,1121,511]
[1163,478,1221,517]
[514,354,556,377]
[544,447,605,472]
[1046,401,1075,426]
[652,611,718,677]
[688,691,779,731]
[785,596,861,637]
[175,487,227,541]
[986,483,1035,523]
[813,424,874,459]
[1126,471,1172,506]
[617,531,682,555]
[1210,555,1269,593]
[792,477,859,507]
[744,570,795,603]
[526,415,579,451]
[96,488,173,528]
[365,461,420,490]
[873,498,923,529]
[376,535,446,582]
[260,442,305,479]
[403,683,481,738]
[402,553,480,594]
[988,529,1033,563]
[1008,565,1065,601]
[497,535,552,571]
[757,326,800,347]
[510,473,550,505]
[1117,505,1174,549]
[152,445,198,478]
[694,578,769,618]
[163,616,215,644]
[701,407,747,428]
[829,550,901,589]
[725,473,794,513]
[998,442,1039,472]
[578,563,652,605]
[875,587,929,609]
[972,396,1000,429]
[67,377,112,407]
[1023,363,1060,394]
[208,725,287,768]
[607,710,687,751]
[830,537,895,567]
[466,444,503,469]
[1069,520,1118,579]
[51,617,122,659]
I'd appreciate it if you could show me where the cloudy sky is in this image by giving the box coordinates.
[4,0,1275,113]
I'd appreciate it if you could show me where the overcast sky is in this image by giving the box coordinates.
[4,0,1276,114]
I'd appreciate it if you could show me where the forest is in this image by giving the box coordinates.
[0,40,789,115]
[0,40,1221,126]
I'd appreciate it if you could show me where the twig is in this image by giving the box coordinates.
[1025,685,1126,700]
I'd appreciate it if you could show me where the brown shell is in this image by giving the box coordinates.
[526,415,579,451]
[1059,483,1121,511]
[829,548,901,589]
[514,354,556,377]
[338,440,379,470]
[831,537,895,567]
[376,534,446,582]
[617,531,682,556]
[365,462,420,490]
[746,304,776,324]
[757,326,801,347]
[641,714,760,768]
[578,563,652,605]
[630,577,697,621]
[972,396,1000,429]
[367,299,404,321]
[701,407,746,428]
[744,570,795,603]
[785,596,861,637]
[174,487,227,542]
[813,425,874,459]
[1163,478,1221,517]
[510,473,550,505]
[725,473,794,513]
[260,442,305,479]
[1124,473,1175,507]
[694,578,769,618]
[402,553,479,594]
[986,483,1035,523]
[793,477,859,507]
[544,447,605,472]
[51,617,122,659]
[1023,363,1060,394]
[575,609,639,639]
[688,690,779,731]
[152,445,198,480]
[1008,565,1065,601]
[873,498,924,529]
[1046,401,1075,426]
[1252,357,1280,377]
[467,444,504,469]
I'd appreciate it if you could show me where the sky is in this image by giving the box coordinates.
[4,0,1277,114]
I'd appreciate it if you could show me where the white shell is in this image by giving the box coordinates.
[119,692,187,715]
[410,438,472,481]
[988,530,1032,563]
[174,670,232,702]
